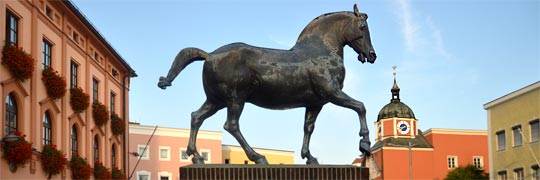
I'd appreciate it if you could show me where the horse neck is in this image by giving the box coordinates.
[293,13,351,54]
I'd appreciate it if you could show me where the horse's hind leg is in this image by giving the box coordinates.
[186,100,223,164]
[223,101,268,164]
[301,106,322,165]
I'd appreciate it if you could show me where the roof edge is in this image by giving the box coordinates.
[483,81,539,109]
[63,1,137,77]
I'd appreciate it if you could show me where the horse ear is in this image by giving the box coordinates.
[354,4,360,16]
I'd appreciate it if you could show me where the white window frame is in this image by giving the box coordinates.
[137,145,149,160]
[512,125,523,147]
[137,170,151,180]
[514,168,524,180]
[159,146,170,161]
[200,149,211,163]
[497,130,506,151]
[447,155,458,169]
[180,148,191,162]
[158,171,173,180]
[530,119,539,142]
[473,156,483,169]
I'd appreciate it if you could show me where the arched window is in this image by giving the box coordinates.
[5,93,18,135]
[71,125,78,155]
[111,144,116,168]
[43,111,52,145]
[94,135,99,163]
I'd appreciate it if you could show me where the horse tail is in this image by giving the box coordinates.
[158,47,209,89]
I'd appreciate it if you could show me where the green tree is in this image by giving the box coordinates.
[444,165,489,180]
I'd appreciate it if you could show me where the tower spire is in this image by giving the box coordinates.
[391,66,400,102]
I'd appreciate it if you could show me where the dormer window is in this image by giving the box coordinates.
[72,31,79,44]
[45,6,53,19]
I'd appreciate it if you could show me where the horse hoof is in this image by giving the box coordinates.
[157,76,171,89]
[192,157,205,164]
[360,139,371,156]
[306,158,319,165]
[254,157,269,164]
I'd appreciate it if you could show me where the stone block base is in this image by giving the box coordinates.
[179,164,369,180]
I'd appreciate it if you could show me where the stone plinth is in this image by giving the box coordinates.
[179,164,369,180]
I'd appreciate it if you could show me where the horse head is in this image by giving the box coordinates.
[346,4,377,64]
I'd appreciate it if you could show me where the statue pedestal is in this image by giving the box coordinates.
[179,164,369,180]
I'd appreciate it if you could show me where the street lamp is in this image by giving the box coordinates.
[387,142,417,180]
[2,133,23,172]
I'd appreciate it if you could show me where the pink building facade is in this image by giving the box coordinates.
[0,1,135,179]
[129,123,222,180]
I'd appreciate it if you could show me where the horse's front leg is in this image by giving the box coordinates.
[301,106,323,165]
[326,90,371,167]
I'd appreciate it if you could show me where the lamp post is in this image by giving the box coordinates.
[2,133,23,172]
[387,142,417,180]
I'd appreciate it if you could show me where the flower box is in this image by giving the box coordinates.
[94,161,112,179]
[1,131,32,170]
[70,87,90,113]
[42,67,67,99]
[1,45,35,81]
[70,154,92,180]
[92,101,109,127]
[110,113,125,136]
[111,167,126,180]
[41,144,67,178]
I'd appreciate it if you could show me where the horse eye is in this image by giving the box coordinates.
[359,21,367,29]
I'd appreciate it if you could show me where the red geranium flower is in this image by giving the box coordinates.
[1,45,35,81]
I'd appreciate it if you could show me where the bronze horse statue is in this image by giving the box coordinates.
[158,4,376,166]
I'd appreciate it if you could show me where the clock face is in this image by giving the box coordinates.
[397,120,410,135]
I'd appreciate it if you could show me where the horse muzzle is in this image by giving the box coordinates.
[358,51,377,64]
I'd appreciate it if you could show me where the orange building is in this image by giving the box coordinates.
[360,74,488,180]
[0,1,136,179]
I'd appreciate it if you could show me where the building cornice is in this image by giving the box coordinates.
[62,1,137,77]
[483,81,540,110]
[129,124,222,141]
[222,144,294,156]
[423,128,487,136]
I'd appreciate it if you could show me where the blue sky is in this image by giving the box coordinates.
[72,0,539,164]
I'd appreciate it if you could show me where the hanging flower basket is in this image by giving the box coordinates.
[1,44,35,81]
[92,101,109,127]
[70,154,92,180]
[70,87,90,113]
[110,113,125,136]
[94,161,112,179]
[111,167,126,180]
[41,144,67,178]
[42,67,67,99]
[1,131,32,169]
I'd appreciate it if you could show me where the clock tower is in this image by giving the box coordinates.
[375,67,418,141]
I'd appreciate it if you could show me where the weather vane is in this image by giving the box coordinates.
[392,65,397,77]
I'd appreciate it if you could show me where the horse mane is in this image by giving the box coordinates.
[296,11,355,42]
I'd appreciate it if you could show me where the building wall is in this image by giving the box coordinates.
[424,129,489,180]
[0,1,134,179]
[222,144,294,164]
[485,82,540,179]
[129,124,222,180]
[376,148,434,180]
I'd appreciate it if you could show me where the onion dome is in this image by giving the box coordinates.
[377,68,415,121]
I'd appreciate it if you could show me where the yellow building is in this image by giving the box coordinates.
[222,144,294,164]
[484,81,539,180]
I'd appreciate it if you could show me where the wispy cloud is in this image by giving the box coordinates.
[395,0,449,59]
[397,0,418,52]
